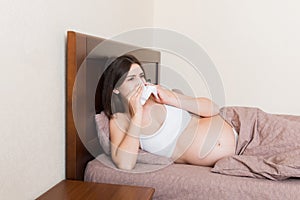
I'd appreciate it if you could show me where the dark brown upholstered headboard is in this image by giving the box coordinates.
[66,31,160,180]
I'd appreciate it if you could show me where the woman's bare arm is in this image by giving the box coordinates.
[172,93,219,117]
[154,85,219,117]
[110,114,142,170]
[109,85,144,170]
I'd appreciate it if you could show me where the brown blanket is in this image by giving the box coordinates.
[211,106,300,180]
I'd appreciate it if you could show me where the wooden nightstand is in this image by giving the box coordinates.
[36,180,155,200]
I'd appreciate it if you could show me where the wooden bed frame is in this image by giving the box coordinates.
[66,31,161,180]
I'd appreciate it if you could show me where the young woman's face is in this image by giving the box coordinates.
[117,63,146,97]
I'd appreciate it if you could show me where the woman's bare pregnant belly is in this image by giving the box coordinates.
[172,114,236,166]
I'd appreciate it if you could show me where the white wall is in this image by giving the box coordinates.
[0,0,153,199]
[154,0,300,115]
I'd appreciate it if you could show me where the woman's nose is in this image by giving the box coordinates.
[137,77,146,85]
[141,78,146,84]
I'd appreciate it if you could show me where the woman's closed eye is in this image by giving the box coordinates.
[126,75,135,81]
[140,74,145,79]
[126,73,145,81]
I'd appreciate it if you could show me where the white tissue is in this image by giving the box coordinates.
[140,85,158,105]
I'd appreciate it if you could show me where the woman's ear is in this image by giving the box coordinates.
[113,88,120,94]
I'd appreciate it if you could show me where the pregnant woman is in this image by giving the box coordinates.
[95,54,238,170]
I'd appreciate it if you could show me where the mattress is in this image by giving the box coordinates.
[84,154,300,200]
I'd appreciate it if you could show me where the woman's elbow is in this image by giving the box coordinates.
[116,162,136,170]
[200,98,220,117]
[210,103,220,116]
[112,154,137,170]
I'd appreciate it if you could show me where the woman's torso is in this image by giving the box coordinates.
[115,101,236,166]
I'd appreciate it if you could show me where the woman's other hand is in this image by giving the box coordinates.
[153,84,179,106]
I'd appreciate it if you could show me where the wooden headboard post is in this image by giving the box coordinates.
[67,31,89,180]
[66,31,160,180]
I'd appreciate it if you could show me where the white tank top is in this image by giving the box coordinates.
[139,105,191,158]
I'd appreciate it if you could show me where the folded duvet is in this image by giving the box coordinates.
[212,106,300,180]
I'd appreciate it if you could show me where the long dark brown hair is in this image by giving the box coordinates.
[95,54,144,119]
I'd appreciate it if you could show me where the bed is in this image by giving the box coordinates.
[66,31,300,199]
